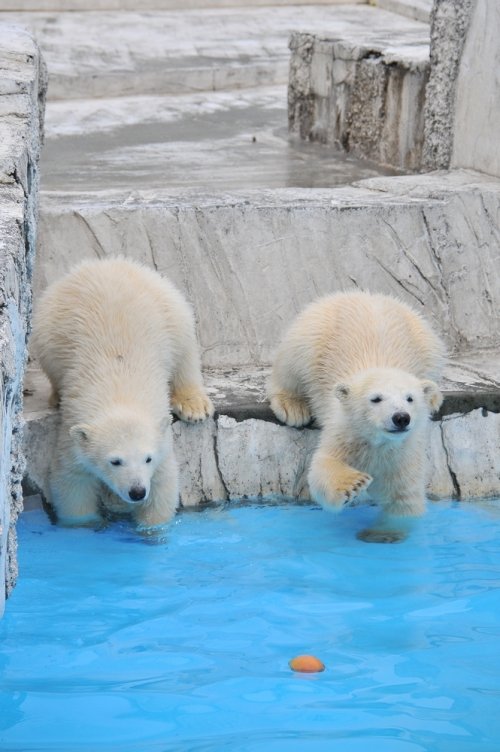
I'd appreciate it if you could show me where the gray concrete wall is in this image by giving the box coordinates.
[0,25,46,615]
[423,0,500,175]
[450,0,500,178]
[37,170,500,369]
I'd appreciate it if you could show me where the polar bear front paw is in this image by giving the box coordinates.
[309,460,372,510]
[270,392,311,427]
[329,468,373,506]
[337,470,373,504]
[171,387,214,423]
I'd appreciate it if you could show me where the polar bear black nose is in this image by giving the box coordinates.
[392,411,411,430]
[129,485,146,501]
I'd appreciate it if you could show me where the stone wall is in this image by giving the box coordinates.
[450,0,500,177]
[0,25,46,615]
[287,16,430,171]
[36,171,500,369]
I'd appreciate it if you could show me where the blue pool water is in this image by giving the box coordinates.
[1,500,500,752]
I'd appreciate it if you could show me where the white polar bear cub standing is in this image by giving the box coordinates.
[269,291,445,542]
[31,257,213,528]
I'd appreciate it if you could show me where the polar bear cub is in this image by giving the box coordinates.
[269,291,445,542]
[31,257,213,528]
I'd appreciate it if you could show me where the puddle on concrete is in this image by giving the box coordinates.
[41,93,399,192]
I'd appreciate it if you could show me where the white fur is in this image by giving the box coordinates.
[31,257,213,528]
[268,291,445,542]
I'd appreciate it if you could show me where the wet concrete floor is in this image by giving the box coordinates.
[41,87,399,192]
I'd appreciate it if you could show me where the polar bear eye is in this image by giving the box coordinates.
[110,458,123,467]
[370,396,383,404]
[145,456,152,464]
[407,396,414,403]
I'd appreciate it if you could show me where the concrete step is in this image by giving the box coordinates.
[36,170,500,369]
[2,5,429,99]
[0,0,364,10]
[373,0,431,23]
[288,13,429,170]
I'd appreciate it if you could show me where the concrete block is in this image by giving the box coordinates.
[450,0,500,178]
[173,418,227,507]
[0,0,364,9]
[216,415,317,500]
[440,410,500,499]
[373,0,432,23]
[288,8,430,170]
[35,171,500,369]
[426,420,456,500]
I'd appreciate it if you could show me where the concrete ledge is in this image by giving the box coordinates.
[2,6,381,100]
[36,170,500,369]
[288,15,430,170]
[0,0,364,8]
[373,0,432,23]
[0,24,46,614]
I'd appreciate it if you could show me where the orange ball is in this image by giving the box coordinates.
[289,655,325,673]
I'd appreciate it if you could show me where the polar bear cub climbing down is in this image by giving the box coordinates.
[268,291,445,542]
[31,257,213,528]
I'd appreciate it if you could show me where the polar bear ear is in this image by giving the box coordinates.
[69,424,92,446]
[334,383,350,401]
[421,380,443,414]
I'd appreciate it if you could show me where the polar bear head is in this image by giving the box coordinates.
[70,406,171,505]
[333,367,442,444]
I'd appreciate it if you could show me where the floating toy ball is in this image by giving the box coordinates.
[289,655,325,673]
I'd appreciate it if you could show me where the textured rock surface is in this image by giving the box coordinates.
[0,24,46,614]
[36,170,500,368]
[422,0,473,170]
[287,11,429,169]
